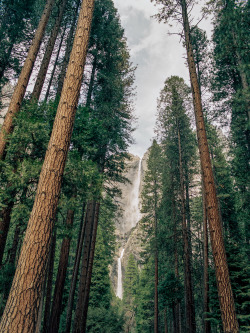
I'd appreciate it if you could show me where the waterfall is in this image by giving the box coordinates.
[116,248,125,299]
[116,158,142,299]
[129,158,142,230]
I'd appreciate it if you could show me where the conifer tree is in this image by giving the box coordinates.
[0,0,95,330]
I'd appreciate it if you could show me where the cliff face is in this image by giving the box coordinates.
[111,151,149,294]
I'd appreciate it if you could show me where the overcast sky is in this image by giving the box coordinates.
[113,0,212,158]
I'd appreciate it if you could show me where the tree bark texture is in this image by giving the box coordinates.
[49,209,74,333]
[65,202,86,333]
[80,202,100,333]
[0,0,56,160]
[57,0,81,97]
[177,121,196,333]
[0,0,95,331]
[73,201,96,333]
[180,1,239,331]
[32,0,68,101]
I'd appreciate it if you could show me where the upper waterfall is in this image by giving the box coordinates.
[115,155,142,234]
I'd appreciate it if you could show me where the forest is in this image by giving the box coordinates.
[0,0,249,332]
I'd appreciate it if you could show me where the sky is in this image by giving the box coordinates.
[113,0,212,158]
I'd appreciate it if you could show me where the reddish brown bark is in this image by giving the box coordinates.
[0,1,95,330]
[49,209,75,333]
[32,0,68,101]
[180,1,239,331]
[0,0,56,160]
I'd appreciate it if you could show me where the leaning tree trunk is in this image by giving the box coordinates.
[57,0,81,97]
[80,202,101,333]
[65,202,86,333]
[43,231,56,333]
[32,0,68,101]
[0,1,95,331]
[177,121,196,333]
[0,0,56,160]
[73,201,96,333]
[202,180,211,333]
[44,24,67,102]
[49,209,75,333]
[180,1,239,332]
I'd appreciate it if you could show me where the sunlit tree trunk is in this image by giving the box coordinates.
[0,0,56,160]
[0,1,95,330]
[180,0,239,331]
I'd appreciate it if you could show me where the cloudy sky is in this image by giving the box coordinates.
[113,0,212,158]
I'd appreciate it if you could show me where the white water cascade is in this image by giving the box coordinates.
[116,158,142,299]
[116,248,125,299]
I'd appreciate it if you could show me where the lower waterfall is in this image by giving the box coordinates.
[116,248,125,299]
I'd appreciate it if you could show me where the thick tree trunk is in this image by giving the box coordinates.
[177,122,196,333]
[0,1,95,331]
[49,209,75,333]
[65,202,86,333]
[180,1,239,331]
[0,0,56,160]
[44,25,67,102]
[32,0,68,101]
[42,231,56,333]
[80,202,100,333]
[57,0,81,97]
[73,201,96,333]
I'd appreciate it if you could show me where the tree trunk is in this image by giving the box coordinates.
[164,308,168,333]
[0,0,56,160]
[203,181,211,333]
[42,231,56,333]
[154,195,159,333]
[180,1,239,331]
[0,0,95,330]
[0,197,15,267]
[44,24,67,102]
[73,201,96,333]
[49,209,75,333]
[57,0,81,97]
[177,121,196,333]
[8,224,21,266]
[32,0,68,101]
[80,202,100,333]
[65,202,86,333]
